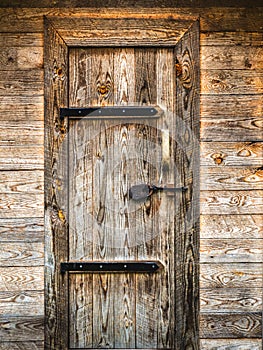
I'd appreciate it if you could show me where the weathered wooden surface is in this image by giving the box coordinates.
[200,215,263,239]
[0,342,44,350]
[200,190,263,215]
[0,243,44,266]
[201,167,263,190]
[200,313,262,338]
[0,5,262,350]
[44,19,68,350]
[0,47,43,69]
[0,218,44,242]
[0,291,44,316]
[0,146,44,170]
[0,122,43,145]
[201,142,263,167]
[67,40,186,348]
[200,264,263,289]
[0,8,262,32]
[0,316,44,341]
[200,339,262,350]
[200,239,263,263]
[0,267,44,291]
[0,171,43,192]
[200,288,262,312]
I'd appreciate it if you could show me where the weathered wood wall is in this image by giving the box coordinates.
[0,5,262,350]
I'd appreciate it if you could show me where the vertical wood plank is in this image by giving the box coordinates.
[113,48,136,349]
[175,20,200,350]
[134,47,160,349]
[156,48,175,349]
[92,49,115,349]
[68,49,93,348]
[44,18,68,350]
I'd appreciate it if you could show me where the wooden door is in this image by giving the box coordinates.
[44,16,199,350]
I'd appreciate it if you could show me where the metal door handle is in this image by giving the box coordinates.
[129,184,187,201]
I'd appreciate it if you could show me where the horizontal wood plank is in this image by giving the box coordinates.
[0,316,44,341]
[200,339,262,350]
[200,239,263,263]
[0,242,44,266]
[201,32,263,46]
[200,215,263,239]
[202,69,263,95]
[0,33,43,47]
[201,95,263,118]
[0,70,43,96]
[200,190,263,215]
[0,267,44,291]
[0,290,44,316]
[201,46,263,70]
[200,263,263,289]
[201,116,263,142]
[201,142,263,167]
[0,146,44,170]
[0,342,44,350]
[0,103,43,122]
[0,171,43,193]
[200,312,262,338]
[200,288,262,313]
[0,122,43,146]
[0,193,43,218]
[0,8,262,32]
[0,218,44,242]
[200,167,263,191]
[0,47,43,70]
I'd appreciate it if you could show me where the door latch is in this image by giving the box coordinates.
[129,184,187,201]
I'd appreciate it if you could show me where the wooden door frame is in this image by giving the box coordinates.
[44,11,200,350]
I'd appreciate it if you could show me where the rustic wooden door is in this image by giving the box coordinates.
[45,16,199,350]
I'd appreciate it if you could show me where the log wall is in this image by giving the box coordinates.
[0,5,262,350]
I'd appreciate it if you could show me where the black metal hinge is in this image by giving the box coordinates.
[60,106,163,120]
[61,261,162,274]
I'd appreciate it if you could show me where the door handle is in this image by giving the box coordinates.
[129,184,187,201]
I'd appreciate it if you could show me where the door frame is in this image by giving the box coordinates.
[44,11,200,350]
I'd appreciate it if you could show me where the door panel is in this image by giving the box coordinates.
[68,47,175,349]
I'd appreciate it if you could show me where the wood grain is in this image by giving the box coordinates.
[201,32,263,46]
[200,190,263,215]
[200,263,263,289]
[0,171,43,193]
[200,239,263,263]
[0,146,44,170]
[0,316,44,341]
[201,116,263,142]
[202,69,263,95]
[201,46,263,70]
[0,70,43,96]
[0,242,44,266]
[0,218,44,242]
[0,122,43,146]
[44,18,68,350]
[200,313,262,338]
[200,339,262,350]
[0,103,44,122]
[201,95,263,118]
[0,342,44,350]
[0,267,44,291]
[0,193,43,218]
[200,288,262,313]
[200,167,263,191]
[174,20,200,350]
[0,8,262,32]
[201,142,263,167]
[0,291,44,316]
[0,33,43,47]
[0,47,43,70]
[200,215,263,239]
